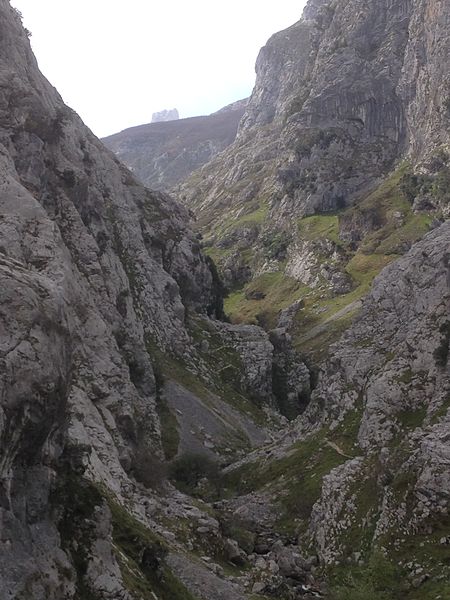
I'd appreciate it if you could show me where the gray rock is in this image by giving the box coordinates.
[151,108,179,123]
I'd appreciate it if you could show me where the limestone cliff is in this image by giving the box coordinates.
[179,0,450,357]
[0,3,301,599]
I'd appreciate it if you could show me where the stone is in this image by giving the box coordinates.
[252,581,266,594]
[223,538,247,566]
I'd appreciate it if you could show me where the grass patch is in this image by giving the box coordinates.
[396,407,427,429]
[298,214,340,243]
[214,202,269,239]
[222,408,362,535]
[328,552,407,600]
[362,214,433,255]
[224,271,310,329]
[430,395,450,423]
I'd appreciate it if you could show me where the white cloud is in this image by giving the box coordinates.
[12,0,306,137]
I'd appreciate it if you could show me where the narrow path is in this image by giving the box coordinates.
[324,439,354,459]
[299,299,362,343]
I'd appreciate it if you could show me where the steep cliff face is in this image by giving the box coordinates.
[0,4,300,599]
[179,0,450,355]
[186,0,450,220]
[305,221,450,564]
[103,100,246,191]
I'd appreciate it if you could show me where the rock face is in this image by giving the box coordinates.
[0,4,301,599]
[177,0,450,345]
[0,2,221,596]
[218,220,450,594]
[103,100,246,190]
[151,108,179,123]
[304,220,450,564]
[185,0,450,221]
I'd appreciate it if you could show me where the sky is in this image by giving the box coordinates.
[11,0,306,138]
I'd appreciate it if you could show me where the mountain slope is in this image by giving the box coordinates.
[179,0,450,356]
[102,100,247,190]
[219,220,450,598]
[0,4,302,599]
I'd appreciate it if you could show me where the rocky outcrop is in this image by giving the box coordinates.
[151,108,179,123]
[302,220,450,566]
[186,0,450,220]
[103,101,246,190]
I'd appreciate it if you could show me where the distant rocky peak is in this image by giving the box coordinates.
[151,108,179,122]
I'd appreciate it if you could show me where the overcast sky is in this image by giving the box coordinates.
[11,1,306,138]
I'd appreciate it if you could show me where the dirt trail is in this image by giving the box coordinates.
[299,299,362,343]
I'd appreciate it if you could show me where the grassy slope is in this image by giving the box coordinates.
[223,164,436,361]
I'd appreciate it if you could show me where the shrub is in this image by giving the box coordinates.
[132,449,167,490]
[261,231,291,260]
[434,322,450,367]
[168,453,220,495]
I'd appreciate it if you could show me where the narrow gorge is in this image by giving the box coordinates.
[0,1,449,599]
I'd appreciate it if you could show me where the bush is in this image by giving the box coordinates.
[168,453,220,495]
[434,321,450,367]
[330,552,404,600]
[261,231,291,260]
[132,449,167,490]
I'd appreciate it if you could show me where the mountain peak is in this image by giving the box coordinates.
[151,107,179,122]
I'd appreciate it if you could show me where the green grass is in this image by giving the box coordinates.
[396,407,427,429]
[345,252,396,287]
[222,408,363,535]
[430,395,450,423]
[202,245,233,264]
[328,552,407,600]
[107,493,199,600]
[212,163,435,362]
[224,271,311,329]
[214,202,269,239]
[334,511,450,600]
[362,213,433,255]
[298,214,340,243]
